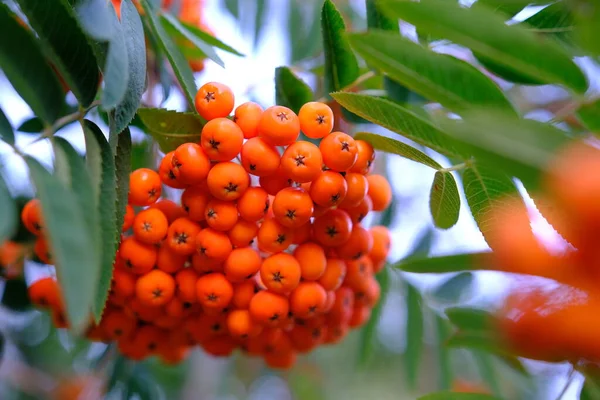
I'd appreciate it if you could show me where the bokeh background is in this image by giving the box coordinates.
[0,0,598,398]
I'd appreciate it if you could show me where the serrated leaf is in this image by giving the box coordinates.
[445,307,495,332]
[577,99,600,132]
[141,0,197,109]
[332,92,463,157]
[431,272,473,304]
[114,128,131,247]
[379,0,588,93]
[83,120,117,320]
[417,393,501,400]
[275,66,314,115]
[0,107,14,146]
[16,0,99,107]
[349,31,515,114]
[137,108,205,153]
[434,316,453,390]
[26,157,96,332]
[17,117,44,134]
[111,0,146,135]
[321,0,360,96]
[0,3,65,124]
[405,282,423,389]
[0,174,17,244]
[354,133,442,170]
[358,267,390,366]
[395,252,494,273]
[161,13,224,67]
[430,171,460,229]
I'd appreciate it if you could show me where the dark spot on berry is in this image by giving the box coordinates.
[204,91,215,102]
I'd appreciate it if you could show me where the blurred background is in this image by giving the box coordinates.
[0,0,597,398]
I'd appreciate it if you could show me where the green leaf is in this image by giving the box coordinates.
[0,3,65,124]
[429,171,460,229]
[275,66,314,115]
[0,107,14,146]
[431,272,473,304]
[434,316,453,390]
[111,0,147,136]
[17,117,44,134]
[137,108,205,152]
[472,0,536,17]
[26,157,96,332]
[383,78,410,102]
[358,267,390,366]
[114,128,131,249]
[417,391,501,400]
[522,2,574,40]
[367,0,397,31]
[473,351,501,397]
[570,0,600,57]
[16,0,99,107]
[179,20,244,56]
[0,174,17,244]
[446,331,498,353]
[331,92,463,157]
[321,0,360,95]
[161,13,224,67]
[473,53,543,86]
[349,31,515,114]
[404,282,423,390]
[445,307,494,332]
[253,0,267,49]
[224,0,239,20]
[379,0,588,93]
[83,120,118,320]
[354,133,442,170]
[581,375,600,400]
[141,0,197,109]
[289,0,323,63]
[395,252,493,273]
[577,99,600,132]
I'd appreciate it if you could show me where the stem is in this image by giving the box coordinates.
[439,161,471,173]
[555,366,576,400]
[42,100,101,139]
[317,70,377,103]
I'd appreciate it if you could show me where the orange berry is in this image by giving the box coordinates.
[34,236,52,264]
[290,324,324,353]
[204,199,238,231]
[369,226,390,272]
[289,282,327,319]
[257,217,293,253]
[111,268,136,299]
[200,118,244,161]
[175,268,199,305]
[258,105,300,146]
[272,187,313,228]
[298,102,334,139]
[166,217,202,256]
[318,258,347,291]
[224,247,261,283]
[228,219,258,247]
[195,272,234,310]
[202,335,238,357]
[281,141,323,183]
[172,143,211,185]
[310,171,348,207]
[312,209,353,247]
[119,236,157,274]
[195,228,233,261]
[149,199,187,224]
[21,198,44,235]
[336,225,373,260]
[344,256,373,293]
[102,308,136,340]
[206,162,249,201]
[349,303,372,328]
[234,101,263,139]
[136,270,175,306]
[122,204,134,232]
[227,309,263,339]
[232,279,260,309]
[330,286,354,324]
[292,221,312,245]
[293,242,326,281]
[128,168,161,206]
[238,186,270,222]
[158,151,187,189]
[320,132,358,172]
[192,252,224,274]
[259,166,294,195]
[351,140,375,174]
[339,173,368,208]
[164,296,189,318]
[265,349,297,369]
[195,82,235,120]
[180,185,211,222]
[249,290,289,327]
[156,243,188,274]
[260,253,301,294]
[52,309,69,329]
[134,325,167,354]
[28,277,63,309]
[241,137,280,177]
[367,174,392,211]
[133,208,168,244]
[340,195,372,225]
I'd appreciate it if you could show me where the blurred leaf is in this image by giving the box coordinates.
[358,267,390,366]
[141,0,196,109]
[321,0,360,96]
[429,171,460,229]
[83,120,117,320]
[0,3,65,124]
[2,278,31,311]
[179,20,244,56]
[434,315,453,390]
[581,374,600,400]
[224,0,239,20]
[114,129,131,249]
[253,0,267,49]
[354,133,443,170]
[16,0,99,107]
[349,31,515,114]
[289,0,323,63]
[131,139,154,170]
[17,117,44,134]
[576,99,600,132]
[405,282,424,390]
[431,272,474,304]
[0,174,17,244]
[445,307,494,332]
[408,228,434,259]
[417,392,501,400]
[496,354,529,375]
[570,0,600,56]
[26,157,96,332]
[472,0,538,17]
[383,78,410,103]
[380,0,588,93]
[447,331,498,353]
[332,93,463,157]
[473,53,543,85]
[461,165,522,248]
[275,66,314,114]
[367,0,397,30]
[395,252,493,273]
[137,108,204,152]
[111,0,146,136]
[161,14,224,67]
[474,351,501,397]
[0,107,14,146]
[522,2,574,42]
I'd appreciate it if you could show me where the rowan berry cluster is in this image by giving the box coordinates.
[23,81,392,368]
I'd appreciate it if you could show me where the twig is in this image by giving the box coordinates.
[317,70,377,103]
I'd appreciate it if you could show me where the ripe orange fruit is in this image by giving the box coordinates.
[234,101,263,139]
[200,118,244,162]
[258,105,300,146]
[280,141,323,183]
[298,102,334,139]
[195,82,235,120]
